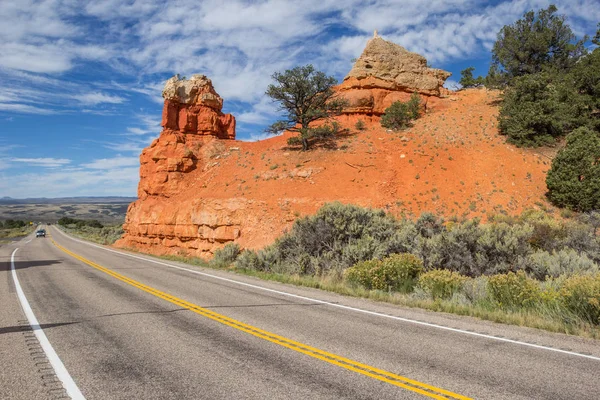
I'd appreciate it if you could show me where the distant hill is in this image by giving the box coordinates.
[0,197,136,223]
[0,197,137,205]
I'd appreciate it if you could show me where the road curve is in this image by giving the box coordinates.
[1,225,599,399]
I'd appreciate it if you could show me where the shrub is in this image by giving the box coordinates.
[345,253,423,291]
[235,250,265,271]
[519,209,565,251]
[475,222,533,274]
[546,127,600,212]
[560,274,600,324]
[380,93,421,130]
[211,243,241,268]
[2,219,27,229]
[521,249,598,280]
[267,202,404,275]
[461,276,489,304]
[418,269,468,300]
[355,119,366,131]
[417,219,481,275]
[344,259,379,289]
[487,271,540,308]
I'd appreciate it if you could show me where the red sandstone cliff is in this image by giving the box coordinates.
[116,39,551,258]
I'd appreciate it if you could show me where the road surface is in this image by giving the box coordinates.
[1,225,599,399]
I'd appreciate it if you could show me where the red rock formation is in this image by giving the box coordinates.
[116,75,241,255]
[116,41,549,260]
[337,34,451,115]
[161,74,235,138]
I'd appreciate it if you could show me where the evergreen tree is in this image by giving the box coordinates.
[546,127,600,211]
[489,5,586,84]
[498,72,587,146]
[266,65,347,150]
[459,67,484,88]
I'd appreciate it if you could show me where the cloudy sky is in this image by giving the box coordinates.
[1,0,598,198]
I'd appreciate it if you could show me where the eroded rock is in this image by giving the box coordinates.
[337,34,451,115]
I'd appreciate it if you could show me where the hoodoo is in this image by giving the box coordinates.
[337,34,451,114]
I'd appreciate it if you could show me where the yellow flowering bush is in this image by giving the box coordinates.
[560,274,600,324]
[487,271,541,308]
[345,253,423,291]
[417,269,468,300]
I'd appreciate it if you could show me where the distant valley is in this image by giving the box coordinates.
[0,197,136,223]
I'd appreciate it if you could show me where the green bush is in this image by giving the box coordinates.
[380,93,421,131]
[560,274,600,324]
[345,253,423,291]
[487,271,540,308]
[262,202,406,275]
[521,249,598,280]
[235,249,264,271]
[417,269,468,300]
[344,259,379,289]
[355,119,366,131]
[417,219,533,276]
[546,127,600,212]
[211,243,241,268]
[2,219,27,229]
[498,72,586,147]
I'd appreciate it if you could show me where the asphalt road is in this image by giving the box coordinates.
[1,226,599,399]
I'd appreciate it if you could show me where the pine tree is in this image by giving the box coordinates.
[546,127,600,211]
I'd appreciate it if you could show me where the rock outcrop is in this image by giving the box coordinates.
[161,74,235,138]
[337,34,451,115]
[116,75,241,255]
[115,43,548,261]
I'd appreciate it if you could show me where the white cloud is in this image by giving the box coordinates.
[126,127,150,135]
[0,102,56,114]
[10,157,71,167]
[82,156,139,169]
[73,92,126,105]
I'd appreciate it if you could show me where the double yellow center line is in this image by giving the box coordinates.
[51,238,470,399]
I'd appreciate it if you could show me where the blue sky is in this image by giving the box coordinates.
[1,0,598,198]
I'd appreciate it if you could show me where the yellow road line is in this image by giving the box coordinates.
[51,238,471,400]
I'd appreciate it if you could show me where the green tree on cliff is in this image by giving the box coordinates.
[266,64,347,151]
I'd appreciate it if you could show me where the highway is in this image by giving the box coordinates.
[1,225,599,399]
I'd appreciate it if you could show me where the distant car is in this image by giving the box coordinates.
[36,229,46,238]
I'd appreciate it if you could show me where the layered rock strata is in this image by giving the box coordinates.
[337,34,451,114]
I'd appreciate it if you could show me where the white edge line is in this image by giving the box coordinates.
[53,227,600,362]
[10,248,86,400]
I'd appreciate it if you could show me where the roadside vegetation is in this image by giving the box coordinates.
[167,203,600,337]
[0,219,34,241]
[58,217,123,245]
